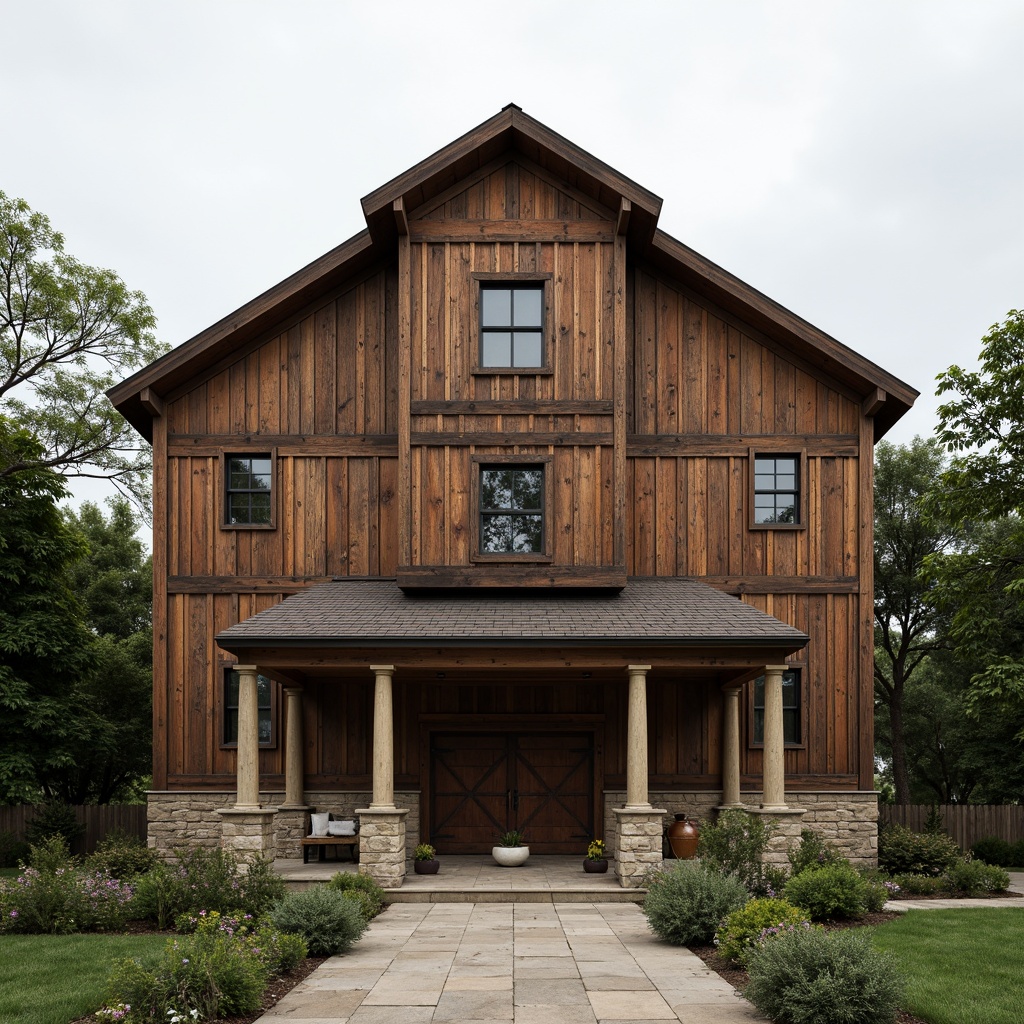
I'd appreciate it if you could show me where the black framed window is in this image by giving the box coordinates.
[479,465,544,554]
[224,669,273,745]
[479,284,544,368]
[752,670,801,744]
[227,455,272,525]
[753,455,799,524]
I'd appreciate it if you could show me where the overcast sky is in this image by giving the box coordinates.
[4,0,1023,508]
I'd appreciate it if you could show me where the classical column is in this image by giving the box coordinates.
[721,687,743,808]
[234,665,261,809]
[625,664,652,810]
[282,687,305,808]
[370,664,396,810]
[761,664,788,810]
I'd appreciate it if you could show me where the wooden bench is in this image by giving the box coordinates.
[300,835,359,864]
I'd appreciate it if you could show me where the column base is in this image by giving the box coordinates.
[216,807,276,864]
[355,807,409,887]
[271,804,310,859]
[747,805,807,868]
[612,807,667,889]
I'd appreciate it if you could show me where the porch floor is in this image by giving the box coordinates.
[274,855,644,903]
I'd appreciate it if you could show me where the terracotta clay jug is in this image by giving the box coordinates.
[667,813,699,859]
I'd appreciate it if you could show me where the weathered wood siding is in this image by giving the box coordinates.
[151,160,872,794]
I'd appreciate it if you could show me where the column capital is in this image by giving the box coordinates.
[234,664,259,675]
[626,664,652,674]
[370,664,396,676]
[764,664,789,674]
[283,685,304,696]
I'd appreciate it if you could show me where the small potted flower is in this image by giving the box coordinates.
[492,829,529,867]
[584,838,608,873]
[414,842,440,874]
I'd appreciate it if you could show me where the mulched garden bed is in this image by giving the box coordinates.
[688,912,930,1024]
[219,956,329,1024]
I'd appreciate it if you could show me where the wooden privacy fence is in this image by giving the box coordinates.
[879,804,1024,851]
[0,804,146,854]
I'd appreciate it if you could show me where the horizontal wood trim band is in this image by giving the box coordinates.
[702,576,859,594]
[412,400,614,415]
[627,434,859,457]
[397,564,627,589]
[168,576,329,594]
[411,432,611,447]
[168,434,399,456]
[409,219,614,242]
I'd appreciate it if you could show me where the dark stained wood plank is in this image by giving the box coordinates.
[397,565,626,588]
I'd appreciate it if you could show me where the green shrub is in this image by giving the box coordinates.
[878,823,960,876]
[887,873,945,896]
[327,870,386,919]
[696,809,778,895]
[862,876,890,912]
[106,927,270,1020]
[87,828,158,880]
[642,860,748,945]
[971,836,1012,866]
[23,801,86,850]
[0,836,135,934]
[270,885,367,956]
[130,847,284,927]
[788,829,846,876]
[783,862,869,921]
[0,829,29,868]
[1012,839,1024,867]
[715,897,812,964]
[745,926,903,1024]
[943,859,1010,896]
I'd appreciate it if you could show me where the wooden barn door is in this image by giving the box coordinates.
[430,731,594,854]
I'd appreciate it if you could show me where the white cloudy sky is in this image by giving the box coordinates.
[4,0,1023,508]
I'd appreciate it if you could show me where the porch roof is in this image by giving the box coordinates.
[216,577,809,650]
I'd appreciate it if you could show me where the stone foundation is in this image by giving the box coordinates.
[603,790,879,869]
[216,808,275,861]
[147,790,422,863]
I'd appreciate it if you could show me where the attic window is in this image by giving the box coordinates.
[479,282,545,369]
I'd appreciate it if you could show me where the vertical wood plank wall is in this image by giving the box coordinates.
[156,159,871,793]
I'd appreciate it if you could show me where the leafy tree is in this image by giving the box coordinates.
[63,499,152,803]
[930,310,1024,732]
[0,418,97,803]
[873,437,954,804]
[0,191,164,510]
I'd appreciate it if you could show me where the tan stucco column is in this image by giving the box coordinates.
[720,687,743,808]
[625,664,652,810]
[234,665,261,809]
[761,664,788,810]
[370,665,396,810]
[281,687,305,809]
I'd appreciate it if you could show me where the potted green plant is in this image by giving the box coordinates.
[584,837,608,873]
[492,829,529,867]
[414,842,440,874]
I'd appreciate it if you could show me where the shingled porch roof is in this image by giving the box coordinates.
[216,576,808,651]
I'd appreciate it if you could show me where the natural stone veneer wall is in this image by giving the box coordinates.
[147,791,422,862]
[602,790,878,868]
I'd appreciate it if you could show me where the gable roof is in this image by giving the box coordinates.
[215,576,809,652]
[108,105,916,440]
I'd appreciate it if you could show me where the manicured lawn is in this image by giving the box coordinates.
[0,933,167,1024]
[872,909,1024,1024]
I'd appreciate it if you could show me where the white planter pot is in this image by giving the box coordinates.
[492,845,530,867]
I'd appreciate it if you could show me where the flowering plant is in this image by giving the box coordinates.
[586,839,606,861]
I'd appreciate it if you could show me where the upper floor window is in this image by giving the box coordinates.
[479,464,545,554]
[225,454,274,527]
[223,668,274,746]
[479,283,544,369]
[751,669,802,745]
[752,454,800,526]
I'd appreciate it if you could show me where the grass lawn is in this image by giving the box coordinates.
[0,867,20,879]
[872,908,1024,1024]
[0,933,167,1024]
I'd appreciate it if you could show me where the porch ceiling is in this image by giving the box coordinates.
[216,576,808,665]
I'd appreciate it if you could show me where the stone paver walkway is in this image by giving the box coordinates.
[258,902,765,1024]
